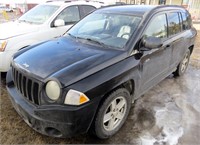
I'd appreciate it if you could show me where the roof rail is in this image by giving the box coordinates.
[90,0,104,4]
[64,0,73,3]
[115,2,126,5]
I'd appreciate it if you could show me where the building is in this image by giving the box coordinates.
[119,0,200,21]
[0,0,47,13]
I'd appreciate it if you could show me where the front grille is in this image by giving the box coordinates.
[12,67,40,105]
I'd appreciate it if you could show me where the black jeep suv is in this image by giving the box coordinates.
[7,5,197,139]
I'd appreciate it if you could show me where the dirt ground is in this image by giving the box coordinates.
[0,14,200,144]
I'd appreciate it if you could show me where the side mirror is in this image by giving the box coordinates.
[141,36,163,50]
[54,19,65,27]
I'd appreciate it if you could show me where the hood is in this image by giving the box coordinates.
[0,21,40,39]
[13,37,123,86]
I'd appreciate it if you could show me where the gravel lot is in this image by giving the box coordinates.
[0,13,200,144]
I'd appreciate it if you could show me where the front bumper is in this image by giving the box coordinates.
[0,51,14,72]
[7,80,99,138]
[0,50,15,72]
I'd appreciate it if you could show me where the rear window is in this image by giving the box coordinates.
[167,12,181,36]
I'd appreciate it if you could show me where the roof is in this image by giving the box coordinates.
[95,5,186,16]
[96,5,156,16]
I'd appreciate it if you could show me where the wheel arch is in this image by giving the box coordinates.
[19,45,30,50]
[188,45,194,54]
[99,79,135,107]
[89,79,135,136]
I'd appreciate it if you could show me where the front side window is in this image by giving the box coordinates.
[19,4,59,24]
[56,6,80,25]
[67,13,141,49]
[144,14,167,39]
[167,12,181,36]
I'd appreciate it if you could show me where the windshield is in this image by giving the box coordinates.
[67,13,141,49]
[19,4,59,24]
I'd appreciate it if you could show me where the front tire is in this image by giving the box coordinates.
[173,49,191,77]
[92,88,131,139]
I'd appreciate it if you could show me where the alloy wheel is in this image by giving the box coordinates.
[103,96,127,131]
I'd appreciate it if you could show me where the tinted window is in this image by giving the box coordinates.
[56,6,80,25]
[144,14,167,39]
[80,5,96,18]
[186,13,192,28]
[167,12,181,36]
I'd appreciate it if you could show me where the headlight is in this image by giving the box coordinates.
[64,89,89,105]
[0,40,7,52]
[45,80,61,101]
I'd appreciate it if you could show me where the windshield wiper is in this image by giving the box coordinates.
[67,33,88,41]
[67,33,77,38]
[67,34,109,47]
[85,38,108,47]
[18,19,33,24]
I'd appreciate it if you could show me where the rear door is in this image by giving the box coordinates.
[167,11,193,70]
[167,12,186,69]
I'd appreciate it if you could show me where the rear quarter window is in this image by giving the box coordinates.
[181,12,192,30]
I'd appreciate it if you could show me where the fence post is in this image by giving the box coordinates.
[2,10,9,20]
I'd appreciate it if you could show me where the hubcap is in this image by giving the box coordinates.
[103,96,127,131]
[181,52,190,73]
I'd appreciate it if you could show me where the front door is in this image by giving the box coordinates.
[53,5,81,35]
[139,13,172,92]
[37,6,80,43]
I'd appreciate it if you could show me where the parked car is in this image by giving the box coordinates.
[7,5,197,139]
[0,0,103,72]
[0,6,13,13]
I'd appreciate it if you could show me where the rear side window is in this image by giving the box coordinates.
[167,12,181,36]
[79,5,96,18]
[144,14,167,39]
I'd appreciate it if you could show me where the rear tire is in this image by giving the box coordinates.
[173,49,190,77]
[91,88,131,139]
